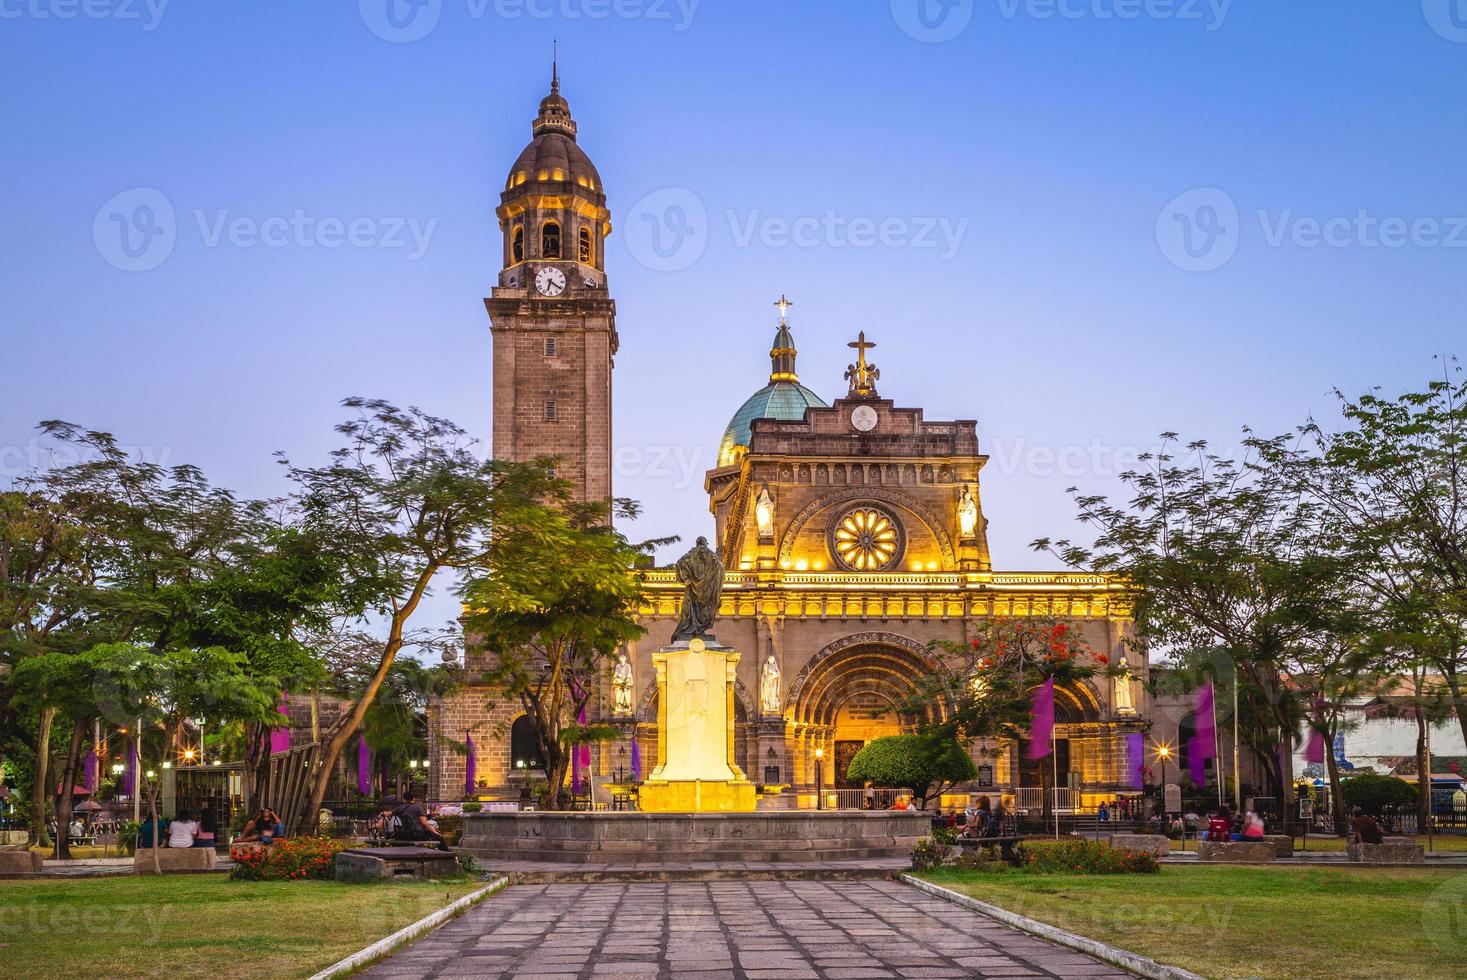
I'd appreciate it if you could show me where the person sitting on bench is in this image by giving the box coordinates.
[391,790,450,852]
[1350,806,1384,845]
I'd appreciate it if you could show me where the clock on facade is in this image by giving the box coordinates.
[850,405,878,432]
[535,267,567,296]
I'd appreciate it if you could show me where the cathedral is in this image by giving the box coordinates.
[428,76,1148,810]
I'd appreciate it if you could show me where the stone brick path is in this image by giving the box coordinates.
[358,879,1136,979]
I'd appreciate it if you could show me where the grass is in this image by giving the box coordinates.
[1164,833,1467,852]
[0,874,483,979]
[921,864,1467,980]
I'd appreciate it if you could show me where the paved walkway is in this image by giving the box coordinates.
[359,879,1135,979]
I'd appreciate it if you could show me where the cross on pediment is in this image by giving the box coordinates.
[844,331,880,397]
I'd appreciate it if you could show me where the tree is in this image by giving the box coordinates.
[1035,435,1354,825]
[0,488,97,847]
[1340,773,1418,817]
[283,399,538,827]
[845,735,977,809]
[461,476,656,810]
[1286,361,1467,750]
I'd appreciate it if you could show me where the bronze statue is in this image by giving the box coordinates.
[672,536,724,642]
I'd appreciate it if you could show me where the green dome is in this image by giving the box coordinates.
[718,380,828,467]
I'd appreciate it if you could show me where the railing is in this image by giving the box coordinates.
[1013,788,1077,813]
[829,788,903,810]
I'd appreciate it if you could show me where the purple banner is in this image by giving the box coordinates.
[124,742,137,797]
[1189,681,1217,785]
[269,693,291,755]
[1125,733,1145,789]
[464,733,477,798]
[1028,678,1054,760]
[630,737,642,781]
[356,734,372,796]
[83,751,97,792]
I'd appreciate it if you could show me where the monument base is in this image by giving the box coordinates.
[639,779,758,814]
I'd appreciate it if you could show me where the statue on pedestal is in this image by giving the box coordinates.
[760,655,782,716]
[1114,669,1136,715]
[672,537,724,643]
[612,651,634,716]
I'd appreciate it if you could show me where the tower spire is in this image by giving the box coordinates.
[769,295,799,383]
[552,38,559,94]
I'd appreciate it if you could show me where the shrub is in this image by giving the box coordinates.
[115,820,140,856]
[1341,773,1418,816]
[230,836,351,882]
[1019,839,1159,874]
[461,802,483,813]
[846,735,978,807]
[910,836,949,872]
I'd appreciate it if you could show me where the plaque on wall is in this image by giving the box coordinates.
[977,765,994,788]
[764,766,781,785]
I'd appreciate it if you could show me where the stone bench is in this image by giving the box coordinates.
[335,847,459,883]
[1262,834,1294,858]
[133,847,218,874]
[1347,837,1425,865]
[1197,840,1276,863]
[0,848,44,875]
[1107,833,1170,857]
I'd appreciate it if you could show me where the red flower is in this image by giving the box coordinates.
[1095,654,1109,665]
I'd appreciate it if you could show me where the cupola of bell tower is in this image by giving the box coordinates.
[497,61,611,289]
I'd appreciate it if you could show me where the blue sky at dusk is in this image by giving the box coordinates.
[3,1,1465,635]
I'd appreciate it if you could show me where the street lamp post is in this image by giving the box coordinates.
[1156,744,1171,817]
[815,748,824,811]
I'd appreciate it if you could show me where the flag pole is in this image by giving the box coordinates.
[1232,664,1241,812]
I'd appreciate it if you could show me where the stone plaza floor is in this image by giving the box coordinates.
[358,879,1137,979]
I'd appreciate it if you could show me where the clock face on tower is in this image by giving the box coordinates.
[535,267,567,297]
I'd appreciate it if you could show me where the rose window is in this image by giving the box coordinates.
[829,506,904,571]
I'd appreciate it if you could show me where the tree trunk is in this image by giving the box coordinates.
[52,718,84,860]
[29,705,56,848]
[243,721,270,816]
[147,783,161,875]
[1414,702,1432,830]
[302,565,438,830]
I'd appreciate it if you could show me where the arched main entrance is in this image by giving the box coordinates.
[785,636,945,792]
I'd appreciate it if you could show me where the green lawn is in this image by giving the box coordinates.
[0,874,483,979]
[921,864,1467,980]
[1165,834,1467,853]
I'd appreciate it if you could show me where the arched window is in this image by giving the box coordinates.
[512,226,524,263]
[579,227,593,264]
[541,221,561,259]
[510,715,544,770]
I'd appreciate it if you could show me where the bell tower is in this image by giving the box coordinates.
[488,65,616,503]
